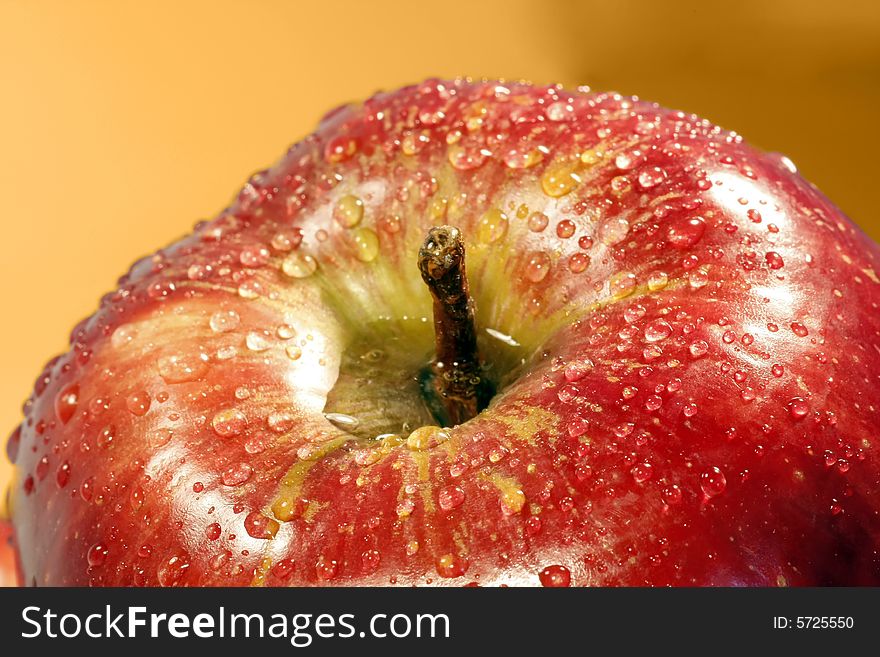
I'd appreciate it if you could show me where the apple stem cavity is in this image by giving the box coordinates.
[418,226,493,426]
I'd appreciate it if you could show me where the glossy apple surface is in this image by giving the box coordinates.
[6,79,880,586]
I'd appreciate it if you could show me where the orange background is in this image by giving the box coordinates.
[1,0,879,508]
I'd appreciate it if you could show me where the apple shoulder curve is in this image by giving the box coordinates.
[5,78,880,586]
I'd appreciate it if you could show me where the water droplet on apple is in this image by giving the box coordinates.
[566,416,590,438]
[790,322,808,337]
[6,425,21,463]
[765,251,785,269]
[436,554,469,578]
[667,217,706,249]
[96,424,116,449]
[87,542,109,567]
[631,462,654,483]
[700,466,727,498]
[644,320,672,342]
[541,161,581,197]
[688,340,709,358]
[689,269,709,289]
[147,280,176,300]
[129,485,145,511]
[556,219,576,239]
[538,564,571,587]
[80,476,94,502]
[406,425,449,450]
[237,280,261,299]
[271,229,303,252]
[111,324,138,349]
[333,194,364,228]
[788,397,810,420]
[564,359,593,382]
[527,211,549,233]
[438,485,465,510]
[271,558,296,580]
[150,427,173,448]
[55,384,79,424]
[638,167,666,189]
[557,383,581,403]
[776,154,798,173]
[624,304,646,323]
[662,484,683,506]
[245,432,268,454]
[282,252,318,278]
[209,550,232,572]
[316,556,339,581]
[276,324,296,340]
[360,549,381,574]
[210,310,241,333]
[401,132,428,156]
[187,264,209,280]
[396,498,415,517]
[126,391,151,416]
[615,152,635,170]
[447,144,485,170]
[580,146,604,164]
[613,422,635,438]
[55,461,71,488]
[598,217,630,245]
[609,271,637,299]
[212,408,247,437]
[244,511,279,539]
[222,462,254,487]
[647,271,669,291]
[503,146,544,169]
[246,331,271,352]
[324,134,357,163]
[524,251,551,282]
[545,101,574,121]
[351,227,379,262]
[157,553,190,586]
[35,455,50,481]
[477,208,509,244]
[157,351,209,383]
[568,253,590,273]
[240,245,270,268]
[525,516,544,537]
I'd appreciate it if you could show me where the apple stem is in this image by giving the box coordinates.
[418,226,492,426]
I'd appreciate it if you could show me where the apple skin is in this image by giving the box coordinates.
[0,521,20,587]
[6,79,880,586]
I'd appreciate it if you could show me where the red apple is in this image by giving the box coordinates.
[0,521,20,587]
[6,79,880,586]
